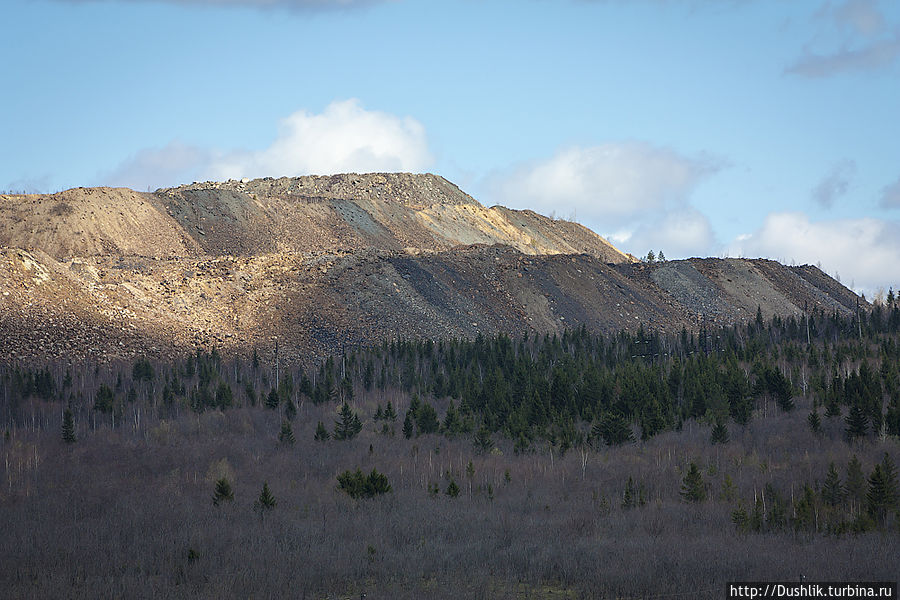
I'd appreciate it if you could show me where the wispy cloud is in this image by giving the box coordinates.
[102,99,432,190]
[811,159,856,208]
[880,177,900,209]
[487,142,723,258]
[787,0,900,77]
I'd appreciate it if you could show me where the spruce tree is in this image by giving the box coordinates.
[385,401,397,421]
[866,453,899,523]
[446,478,460,498]
[821,462,844,506]
[845,402,869,442]
[61,407,76,444]
[212,477,234,506]
[402,412,414,439]
[473,425,494,454]
[254,482,277,517]
[680,462,706,503]
[710,420,729,445]
[334,403,362,441]
[278,420,295,445]
[807,410,822,434]
[314,421,330,441]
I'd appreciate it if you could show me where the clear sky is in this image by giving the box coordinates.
[2,0,899,295]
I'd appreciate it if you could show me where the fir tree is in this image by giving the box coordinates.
[680,462,706,503]
[402,412,414,439]
[821,462,844,506]
[254,482,277,517]
[807,410,822,434]
[61,407,76,444]
[473,425,494,454]
[384,401,397,421]
[593,412,634,446]
[446,478,460,498]
[314,421,331,441]
[334,403,362,441]
[264,387,279,409]
[212,477,234,506]
[710,420,729,445]
[845,402,869,442]
[278,420,295,445]
[415,402,440,435]
[866,453,899,523]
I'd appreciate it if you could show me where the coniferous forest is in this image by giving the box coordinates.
[2,301,900,598]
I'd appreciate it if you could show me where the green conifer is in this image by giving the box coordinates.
[314,420,330,441]
[446,478,460,498]
[710,420,729,444]
[680,462,706,503]
[212,477,234,506]
[278,420,295,445]
[61,407,76,444]
[254,482,277,517]
[821,462,844,506]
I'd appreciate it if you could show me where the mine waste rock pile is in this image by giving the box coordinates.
[0,173,863,364]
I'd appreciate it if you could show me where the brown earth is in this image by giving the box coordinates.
[0,173,863,364]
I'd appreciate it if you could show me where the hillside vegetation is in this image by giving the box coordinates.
[2,301,899,598]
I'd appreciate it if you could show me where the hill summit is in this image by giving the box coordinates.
[0,173,862,363]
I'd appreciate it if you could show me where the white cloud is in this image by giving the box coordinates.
[833,0,886,37]
[487,142,721,259]
[488,143,719,228]
[620,208,716,259]
[207,99,431,180]
[102,99,432,190]
[727,212,900,293]
[811,159,855,208]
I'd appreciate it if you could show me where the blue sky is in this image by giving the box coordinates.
[2,0,899,295]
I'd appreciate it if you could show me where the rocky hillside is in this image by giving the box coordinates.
[0,173,863,364]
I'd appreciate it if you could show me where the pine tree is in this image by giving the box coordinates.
[254,482,277,516]
[61,407,76,444]
[680,462,706,503]
[657,250,666,262]
[710,420,729,444]
[821,462,844,506]
[265,387,279,409]
[866,453,899,523]
[446,478,460,498]
[278,420,295,445]
[284,399,296,421]
[593,412,634,446]
[384,401,397,421]
[212,477,234,506]
[845,402,869,442]
[314,421,330,441]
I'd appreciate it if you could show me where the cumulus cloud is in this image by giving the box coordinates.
[102,99,432,190]
[881,177,900,209]
[489,143,720,227]
[53,0,387,10]
[812,159,856,208]
[727,212,900,293]
[615,208,717,259]
[487,142,721,259]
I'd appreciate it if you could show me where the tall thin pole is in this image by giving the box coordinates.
[275,336,279,389]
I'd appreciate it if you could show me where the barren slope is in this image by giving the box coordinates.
[0,173,864,364]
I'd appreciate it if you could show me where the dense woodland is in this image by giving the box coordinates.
[2,297,900,598]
